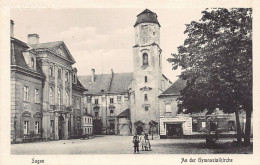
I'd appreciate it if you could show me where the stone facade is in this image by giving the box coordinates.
[10,21,92,142]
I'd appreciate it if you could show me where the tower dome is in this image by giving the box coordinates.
[134,9,161,27]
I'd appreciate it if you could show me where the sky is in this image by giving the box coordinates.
[11,8,204,82]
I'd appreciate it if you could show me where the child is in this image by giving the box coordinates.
[144,133,152,151]
[132,135,140,154]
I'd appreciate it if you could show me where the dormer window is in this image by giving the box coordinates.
[30,57,35,68]
[143,53,148,66]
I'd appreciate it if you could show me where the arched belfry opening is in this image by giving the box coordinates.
[143,53,148,66]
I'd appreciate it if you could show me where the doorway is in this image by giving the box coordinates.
[136,126,143,135]
[58,115,64,140]
[167,123,183,136]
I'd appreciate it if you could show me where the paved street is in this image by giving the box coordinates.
[11,135,252,155]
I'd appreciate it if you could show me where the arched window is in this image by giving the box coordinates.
[57,88,61,106]
[49,87,53,105]
[65,91,69,106]
[143,53,148,66]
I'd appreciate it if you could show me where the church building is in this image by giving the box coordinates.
[78,9,172,135]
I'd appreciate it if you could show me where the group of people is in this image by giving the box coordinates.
[132,132,152,154]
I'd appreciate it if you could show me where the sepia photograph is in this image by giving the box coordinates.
[9,7,253,155]
[0,0,259,165]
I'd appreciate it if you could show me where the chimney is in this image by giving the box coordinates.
[111,69,114,78]
[27,33,39,45]
[91,69,95,82]
[10,20,14,37]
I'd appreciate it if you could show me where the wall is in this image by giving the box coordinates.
[11,71,43,139]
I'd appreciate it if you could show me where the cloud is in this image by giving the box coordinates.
[53,26,134,76]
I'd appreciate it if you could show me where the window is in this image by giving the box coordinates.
[95,112,98,117]
[49,87,54,105]
[117,96,121,102]
[65,91,69,106]
[145,106,149,111]
[50,120,54,133]
[110,109,114,116]
[192,122,198,132]
[57,88,61,106]
[85,118,87,123]
[77,123,80,130]
[24,121,29,134]
[65,72,69,82]
[201,122,206,128]
[110,98,114,104]
[95,99,99,104]
[145,76,148,83]
[49,65,54,77]
[228,121,235,131]
[35,121,39,134]
[143,53,148,66]
[85,128,87,134]
[144,94,148,101]
[31,57,34,68]
[76,97,80,109]
[153,32,155,35]
[58,68,62,80]
[110,123,115,130]
[210,122,217,131]
[90,118,92,123]
[73,74,76,84]
[166,104,171,113]
[35,89,40,103]
[24,86,29,101]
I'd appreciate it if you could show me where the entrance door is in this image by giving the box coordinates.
[58,115,64,140]
[136,126,143,135]
[167,123,183,136]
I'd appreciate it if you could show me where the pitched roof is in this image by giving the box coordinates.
[29,41,62,49]
[11,37,44,75]
[159,78,187,97]
[72,77,87,91]
[78,72,133,95]
[117,109,130,118]
[134,9,160,27]
[78,74,111,95]
[109,73,133,93]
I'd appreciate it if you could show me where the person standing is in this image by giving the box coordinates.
[140,132,146,151]
[132,135,140,154]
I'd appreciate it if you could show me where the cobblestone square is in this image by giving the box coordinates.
[11,135,253,155]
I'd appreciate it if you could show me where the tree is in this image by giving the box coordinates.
[168,8,252,144]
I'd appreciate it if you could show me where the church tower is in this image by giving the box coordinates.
[131,9,162,135]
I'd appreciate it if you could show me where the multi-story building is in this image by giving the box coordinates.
[10,20,92,142]
[79,9,172,135]
[158,78,251,139]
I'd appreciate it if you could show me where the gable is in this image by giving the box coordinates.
[30,41,76,64]
[51,43,76,64]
